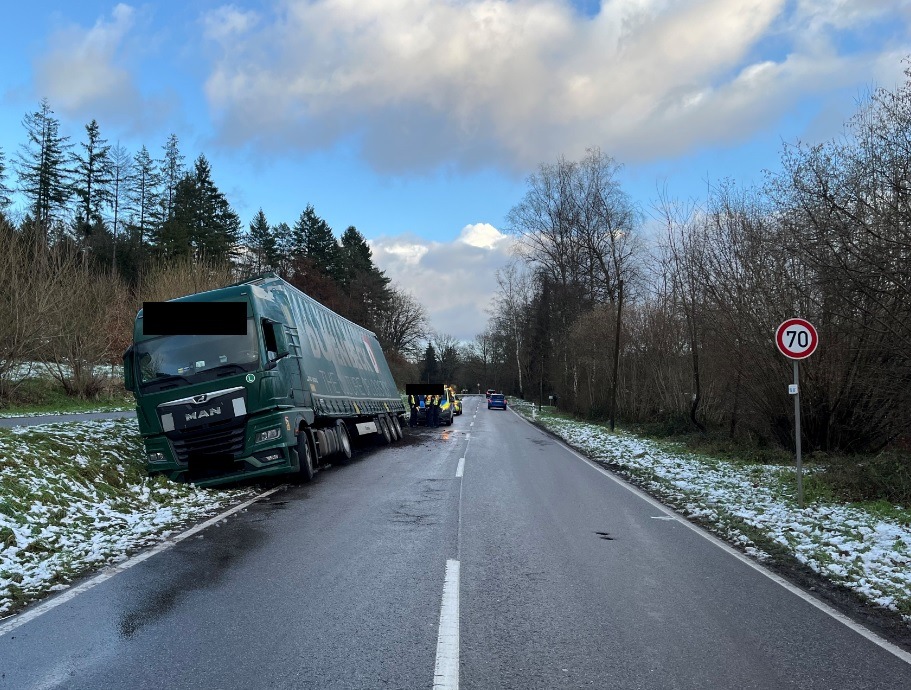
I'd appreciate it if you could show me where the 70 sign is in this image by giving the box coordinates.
[775,317,818,509]
[775,318,818,360]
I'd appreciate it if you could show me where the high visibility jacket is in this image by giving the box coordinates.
[432,395,440,406]
[409,395,416,406]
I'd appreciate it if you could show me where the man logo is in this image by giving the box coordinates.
[185,407,221,422]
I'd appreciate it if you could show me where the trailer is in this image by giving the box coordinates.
[122,273,406,486]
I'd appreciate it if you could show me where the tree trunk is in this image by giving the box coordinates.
[687,304,706,433]
[609,279,623,432]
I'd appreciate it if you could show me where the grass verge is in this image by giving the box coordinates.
[0,419,253,616]
[0,376,135,417]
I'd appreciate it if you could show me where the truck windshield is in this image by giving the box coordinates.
[135,317,259,391]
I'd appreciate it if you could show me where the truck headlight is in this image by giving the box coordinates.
[147,452,166,464]
[255,428,282,444]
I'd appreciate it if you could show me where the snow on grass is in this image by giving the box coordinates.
[511,399,911,621]
[0,418,253,615]
[0,407,135,419]
[1,361,123,382]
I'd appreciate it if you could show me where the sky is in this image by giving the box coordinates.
[1,0,910,342]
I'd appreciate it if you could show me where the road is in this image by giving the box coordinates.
[0,396,909,689]
[0,411,136,428]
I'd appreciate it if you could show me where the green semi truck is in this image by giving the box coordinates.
[122,273,406,487]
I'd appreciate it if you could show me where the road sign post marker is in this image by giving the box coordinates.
[775,318,819,509]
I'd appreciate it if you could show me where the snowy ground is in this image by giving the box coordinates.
[0,418,252,616]
[513,400,911,623]
[0,407,135,419]
[0,360,134,418]
[2,361,123,381]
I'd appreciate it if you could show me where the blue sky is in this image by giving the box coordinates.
[1,0,910,341]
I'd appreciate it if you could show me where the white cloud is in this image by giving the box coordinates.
[202,5,260,43]
[457,222,509,249]
[199,0,911,171]
[31,4,172,130]
[370,223,517,341]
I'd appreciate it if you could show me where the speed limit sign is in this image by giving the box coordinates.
[776,318,818,360]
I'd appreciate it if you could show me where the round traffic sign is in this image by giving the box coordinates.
[775,318,818,359]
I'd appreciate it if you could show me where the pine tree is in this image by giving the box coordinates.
[337,225,392,330]
[155,172,195,260]
[189,154,240,262]
[247,208,277,272]
[153,155,240,262]
[339,225,374,285]
[127,145,160,254]
[16,99,72,242]
[71,119,113,243]
[272,221,293,276]
[292,204,340,279]
[421,344,439,383]
[159,133,184,223]
[109,143,131,276]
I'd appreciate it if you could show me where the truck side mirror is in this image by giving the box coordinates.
[122,346,136,392]
[262,319,290,368]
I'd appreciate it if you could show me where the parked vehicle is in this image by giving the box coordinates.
[416,387,455,426]
[123,273,406,487]
[488,394,507,410]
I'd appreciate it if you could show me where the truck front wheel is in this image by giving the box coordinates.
[296,431,315,482]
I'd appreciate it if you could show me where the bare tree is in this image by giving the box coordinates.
[494,260,531,398]
[376,288,428,358]
[654,190,707,432]
[574,148,640,430]
[109,143,131,275]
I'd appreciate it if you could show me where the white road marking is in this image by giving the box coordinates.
[0,485,286,638]
[469,422,474,427]
[651,516,677,521]
[433,559,461,690]
[513,412,911,667]
[456,457,465,477]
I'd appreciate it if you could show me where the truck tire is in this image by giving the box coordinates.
[296,430,315,482]
[387,413,400,441]
[377,415,392,444]
[336,420,353,461]
[392,415,403,438]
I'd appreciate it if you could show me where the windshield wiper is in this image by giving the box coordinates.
[202,363,250,378]
[142,373,192,390]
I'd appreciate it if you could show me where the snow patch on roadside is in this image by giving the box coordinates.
[0,419,252,615]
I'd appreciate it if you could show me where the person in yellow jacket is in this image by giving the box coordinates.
[431,394,441,427]
[408,394,418,428]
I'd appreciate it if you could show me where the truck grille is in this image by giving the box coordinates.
[168,417,247,462]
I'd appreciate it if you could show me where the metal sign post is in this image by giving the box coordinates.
[775,318,819,509]
[792,360,803,508]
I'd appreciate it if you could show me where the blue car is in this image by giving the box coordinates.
[488,394,507,410]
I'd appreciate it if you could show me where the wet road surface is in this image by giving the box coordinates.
[1,397,909,688]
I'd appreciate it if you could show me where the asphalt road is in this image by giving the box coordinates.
[0,397,909,689]
[0,411,136,428]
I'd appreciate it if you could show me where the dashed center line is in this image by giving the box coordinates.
[456,457,465,477]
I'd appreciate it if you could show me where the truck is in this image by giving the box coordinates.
[122,272,406,487]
